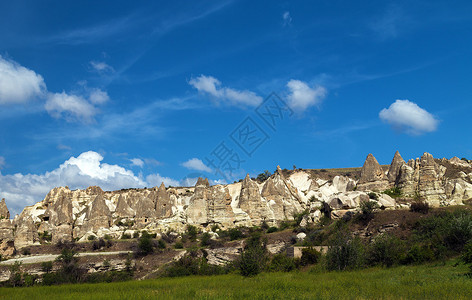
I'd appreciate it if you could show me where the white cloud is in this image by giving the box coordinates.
[189,74,262,107]
[0,151,149,215]
[89,61,114,73]
[181,158,212,173]
[0,156,5,169]
[0,56,46,104]
[45,92,97,123]
[146,173,180,187]
[89,88,109,104]
[130,158,144,167]
[286,79,327,112]
[379,99,439,135]
[283,11,292,26]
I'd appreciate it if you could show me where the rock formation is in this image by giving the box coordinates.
[0,198,9,219]
[155,183,173,218]
[2,150,471,250]
[358,154,389,191]
[387,151,405,182]
[238,174,269,223]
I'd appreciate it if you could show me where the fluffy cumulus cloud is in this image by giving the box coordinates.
[189,74,262,107]
[0,151,148,215]
[181,158,212,173]
[379,99,439,135]
[286,79,327,112]
[0,56,46,104]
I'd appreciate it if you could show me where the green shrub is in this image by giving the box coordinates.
[133,231,140,238]
[238,233,268,277]
[357,200,379,222]
[383,187,402,198]
[300,247,321,266]
[157,239,166,249]
[41,261,53,273]
[268,254,299,272]
[325,232,366,271]
[174,241,184,249]
[403,243,435,265]
[200,232,212,247]
[137,235,154,256]
[368,192,378,200]
[368,234,404,267]
[256,170,272,182]
[163,255,229,277]
[267,226,278,233]
[87,235,97,241]
[186,225,198,241]
[461,240,472,274]
[121,233,131,240]
[229,228,244,241]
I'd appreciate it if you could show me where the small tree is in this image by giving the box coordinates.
[137,235,154,255]
[256,170,271,182]
[238,233,268,276]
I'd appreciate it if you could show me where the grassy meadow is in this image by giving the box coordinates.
[1,260,472,299]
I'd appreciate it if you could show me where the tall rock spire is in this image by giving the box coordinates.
[0,198,10,219]
[387,151,406,182]
[359,153,385,183]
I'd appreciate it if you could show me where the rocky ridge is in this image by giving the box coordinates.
[1,151,472,258]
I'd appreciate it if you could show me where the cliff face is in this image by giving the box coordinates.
[1,151,472,257]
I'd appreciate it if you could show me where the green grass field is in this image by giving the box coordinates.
[1,261,472,299]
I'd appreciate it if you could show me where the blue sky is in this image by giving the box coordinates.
[1,0,472,214]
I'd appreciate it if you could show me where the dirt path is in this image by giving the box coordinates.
[0,251,131,265]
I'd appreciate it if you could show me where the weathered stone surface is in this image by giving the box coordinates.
[115,195,135,218]
[450,156,470,168]
[14,217,39,249]
[418,152,446,206]
[207,185,235,225]
[0,239,15,258]
[445,179,472,205]
[0,198,10,219]
[156,183,173,218]
[52,224,73,244]
[238,174,268,222]
[328,192,369,209]
[44,187,73,225]
[359,154,386,183]
[377,194,396,208]
[261,166,302,220]
[186,178,210,225]
[387,151,406,182]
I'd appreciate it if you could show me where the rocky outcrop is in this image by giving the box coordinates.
[238,174,269,222]
[358,154,389,191]
[14,217,39,249]
[261,166,302,220]
[359,154,385,183]
[0,198,10,219]
[207,185,235,225]
[155,183,173,218]
[4,151,472,250]
[387,151,405,182]
[186,178,210,225]
[418,152,447,206]
[115,195,134,218]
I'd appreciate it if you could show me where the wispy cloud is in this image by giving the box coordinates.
[189,74,262,107]
[282,11,292,27]
[0,156,5,169]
